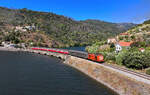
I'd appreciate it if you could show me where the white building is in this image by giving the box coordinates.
[115,44,122,52]
[15,25,35,32]
[115,41,133,53]
[107,38,117,44]
[15,26,26,32]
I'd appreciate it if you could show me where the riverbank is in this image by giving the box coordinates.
[30,49,150,95]
[0,47,21,51]
[0,47,31,52]
[1,47,150,95]
[0,51,117,95]
[64,56,150,95]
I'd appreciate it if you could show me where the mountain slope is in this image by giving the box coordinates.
[0,7,136,48]
[116,19,150,43]
[81,20,135,35]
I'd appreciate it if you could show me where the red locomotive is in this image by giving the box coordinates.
[88,54,104,62]
[68,50,104,63]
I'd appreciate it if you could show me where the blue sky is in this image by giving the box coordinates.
[0,0,150,23]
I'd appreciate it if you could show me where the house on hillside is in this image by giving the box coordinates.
[15,25,35,32]
[139,48,145,52]
[107,38,117,44]
[24,25,36,30]
[15,26,26,32]
[115,41,133,52]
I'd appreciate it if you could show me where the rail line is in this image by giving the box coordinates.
[31,47,150,81]
[103,63,150,80]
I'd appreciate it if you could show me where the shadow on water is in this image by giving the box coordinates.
[0,51,118,95]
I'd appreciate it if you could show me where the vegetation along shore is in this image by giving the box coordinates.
[86,19,150,75]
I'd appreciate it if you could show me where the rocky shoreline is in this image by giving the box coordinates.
[0,47,21,51]
[0,47,31,52]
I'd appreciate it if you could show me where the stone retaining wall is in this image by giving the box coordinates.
[64,56,150,95]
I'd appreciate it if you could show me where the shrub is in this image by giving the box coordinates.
[110,43,115,48]
[105,52,116,61]
[87,44,99,53]
[110,47,115,52]
[131,35,135,40]
[125,35,129,39]
[97,52,109,61]
[119,36,123,40]
[98,44,110,52]
[122,51,150,70]
[86,41,108,53]
[131,42,147,48]
[146,47,150,50]
[146,68,150,75]
[85,46,89,51]
[115,50,127,65]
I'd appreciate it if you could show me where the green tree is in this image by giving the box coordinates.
[122,51,150,69]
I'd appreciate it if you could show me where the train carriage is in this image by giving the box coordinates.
[69,50,88,59]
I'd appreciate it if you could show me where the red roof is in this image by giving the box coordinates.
[119,42,133,46]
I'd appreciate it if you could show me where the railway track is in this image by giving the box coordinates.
[31,48,150,81]
[102,63,150,80]
[68,50,150,81]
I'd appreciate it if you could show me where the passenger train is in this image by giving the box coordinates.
[31,47,104,63]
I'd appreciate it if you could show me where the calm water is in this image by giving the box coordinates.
[63,47,86,51]
[0,51,117,95]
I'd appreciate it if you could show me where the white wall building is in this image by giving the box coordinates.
[115,44,122,52]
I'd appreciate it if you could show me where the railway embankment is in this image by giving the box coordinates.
[2,48,150,95]
[64,56,150,95]
[30,49,150,95]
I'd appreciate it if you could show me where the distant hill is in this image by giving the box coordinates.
[116,23,136,30]
[0,7,136,48]
[81,20,135,35]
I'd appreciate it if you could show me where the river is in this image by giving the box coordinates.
[0,51,117,95]
[63,46,86,51]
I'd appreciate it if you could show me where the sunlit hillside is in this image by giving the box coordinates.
[0,7,136,48]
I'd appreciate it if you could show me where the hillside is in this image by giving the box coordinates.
[81,20,135,34]
[117,20,150,44]
[86,19,150,72]
[86,19,150,53]
[0,7,136,48]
